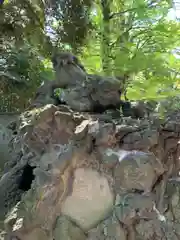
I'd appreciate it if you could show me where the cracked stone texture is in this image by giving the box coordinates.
[1,53,180,240]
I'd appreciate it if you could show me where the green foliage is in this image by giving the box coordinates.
[0,0,180,112]
[81,0,180,101]
[0,42,54,112]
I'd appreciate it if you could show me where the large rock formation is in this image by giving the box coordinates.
[0,52,180,240]
[30,52,123,113]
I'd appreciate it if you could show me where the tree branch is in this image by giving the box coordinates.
[109,8,138,19]
[110,0,162,19]
[23,0,45,30]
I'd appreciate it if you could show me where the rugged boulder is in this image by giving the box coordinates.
[0,52,180,240]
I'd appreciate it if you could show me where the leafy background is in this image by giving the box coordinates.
[0,0,180,112]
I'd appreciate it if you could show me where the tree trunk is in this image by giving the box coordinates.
[100,0,112,75]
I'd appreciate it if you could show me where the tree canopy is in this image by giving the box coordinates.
[0,0,179,112]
